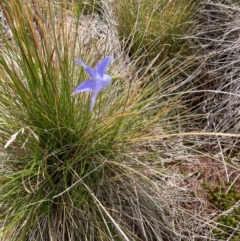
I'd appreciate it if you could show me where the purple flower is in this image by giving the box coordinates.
[72,56,113,111]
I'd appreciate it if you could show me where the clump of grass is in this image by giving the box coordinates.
[113,0,197,64]
[0,0,199,240]
[194,0,240,139]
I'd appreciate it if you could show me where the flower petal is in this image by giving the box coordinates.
[75,59,96,78]
[96,56,113,78]
[99,74,112,89]
[90,91,99,111]
[72,79,96,95]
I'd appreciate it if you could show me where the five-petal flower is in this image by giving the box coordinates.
[72,56,113,111]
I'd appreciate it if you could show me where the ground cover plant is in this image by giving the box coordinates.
[0,0,240,241]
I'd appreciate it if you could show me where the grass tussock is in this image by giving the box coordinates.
[113,0,197,64]
[0,0,198,240]
[196,2,240,238]
[191,0,240,157]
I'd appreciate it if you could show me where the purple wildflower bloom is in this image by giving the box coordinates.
[72,56,113,111]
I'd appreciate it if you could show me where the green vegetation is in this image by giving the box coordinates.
[204,182,240,240]
[73,0,101,15]
[0,0,240,240]
[114,0,197,63]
